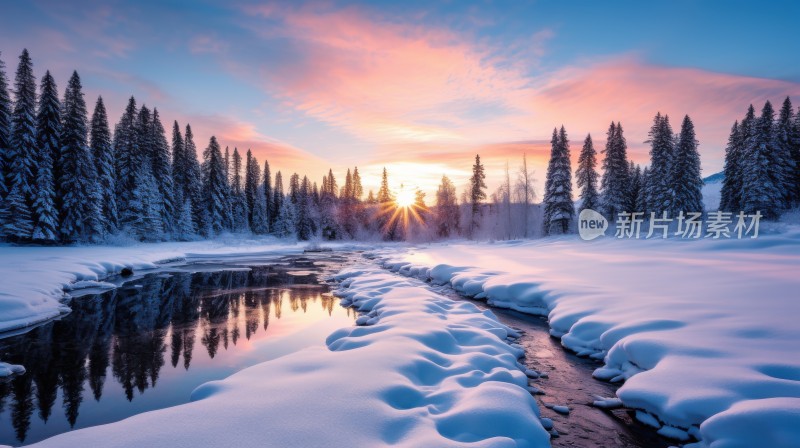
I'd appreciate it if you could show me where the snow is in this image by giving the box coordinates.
[0,361,25,377]
[375,231,800,445]
[20,263,550,447]
[0,237,341,335]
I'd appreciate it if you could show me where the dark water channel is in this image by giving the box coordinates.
[431,286,672,448]
[0,255,355,446]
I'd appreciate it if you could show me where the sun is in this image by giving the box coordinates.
[395,188,415,208]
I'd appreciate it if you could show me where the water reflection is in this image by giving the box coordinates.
[0,262,355,446]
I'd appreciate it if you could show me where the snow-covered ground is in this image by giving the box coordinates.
[0,237,355,336]
[12,264,549,448]
[375,230,800,447]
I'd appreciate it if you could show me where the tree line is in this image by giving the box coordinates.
[541,99,800,235]
[2,48,797,244]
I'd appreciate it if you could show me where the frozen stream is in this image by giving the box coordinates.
[0,254,355,446]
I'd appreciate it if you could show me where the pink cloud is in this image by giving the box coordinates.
[530,57,800,171]
[242,3,539,145]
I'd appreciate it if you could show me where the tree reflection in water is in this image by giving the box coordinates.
[0,262,354,445]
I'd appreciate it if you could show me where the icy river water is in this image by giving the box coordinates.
[0,252,668,447]
[0,254,356,446]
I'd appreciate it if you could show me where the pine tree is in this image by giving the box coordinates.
[272,171,284,233]
[150,109,175,235]
[244,149,258,228]
[174,198,196,240]
[774,97,797,206]
[0,52,12,204]
[600,122,630,219]
[645,113,675,214]
[90,96,117,236]
[274,194,296,238]
[627,162,642,214]
[435,175,459,237]
[319,170,340,239]
[720,120,743,212]
[575,134,599,212]
[742,102,782,219]
[202,136,228,235]
[114,97,140,215]
[251,185,269,235]
[30,71,60,241]
[377,167,392,203]
[263,159,272,228]
[353,167,363,201]
[183,124,204,231]
[4,49,37,239]
[638,167,650,215]
[670,115,703,214]
[230,147,249,232]
[542,127,574,234]
[58,71,100,242]
[469,154,487,236]
[296,176,313,240]
[170,121,186,225]
[792,104,800,203]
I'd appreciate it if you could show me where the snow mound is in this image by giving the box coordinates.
[25,263,549,447]
[0,361,25,377]
[373,234,800,446]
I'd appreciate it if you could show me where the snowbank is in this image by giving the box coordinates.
[0,237,339,334]
[23,264,549,447]
[376,232,800,447]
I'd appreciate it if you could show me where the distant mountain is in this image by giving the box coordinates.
[703,171,724,184]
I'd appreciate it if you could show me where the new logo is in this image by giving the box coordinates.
[578,209,608,240]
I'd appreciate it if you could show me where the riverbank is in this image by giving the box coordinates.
[0,237,377,336]
[375,232,800,447]
[11,262,550,448]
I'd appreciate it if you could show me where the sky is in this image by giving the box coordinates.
[2,0,799,199]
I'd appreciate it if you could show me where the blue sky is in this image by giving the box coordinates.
[2,0,798,195]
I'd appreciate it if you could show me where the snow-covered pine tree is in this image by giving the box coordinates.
[435,175,459,237]
[575,133,599,213]
[319,169,340,239]
[289,172,300,204]
[251,184,269,234]
[469,154,487,236]
[742,102,783,219]
[113,97,140,215]
[263,159,272,228]
[150,109,175,235]
[542,126,573,235]
[89,96,118,237]
[670,115,703,215]
[274,193,296,239]
[202,136,228,235]
[170,120,186,225]
[58,71,101,242]
[183,124,204,232]
[792,103,800,204]
[774,97,797,206]
[4,49,38,239]
[0,52,11,204]
[272,171,284,233]
[638,166,650,216]
[720,120,743,212]
[128,162,165,240]
[600,122,630,219]
[31,71,61,241]
[230,147,249,232]
[296,176,313,240]
[627,162,642,214]
[644,113,675,214]
[174,197,196,240]
[244,149,256,227]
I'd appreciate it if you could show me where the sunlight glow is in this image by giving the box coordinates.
[395,188,415,208]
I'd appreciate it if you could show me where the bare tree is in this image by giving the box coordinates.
[515,153,536,238]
